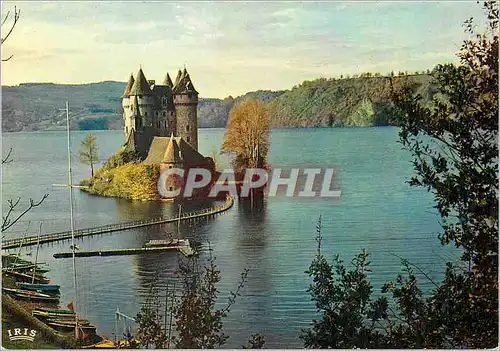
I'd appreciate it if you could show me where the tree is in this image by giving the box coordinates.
[2,148,48,233]
[392,1,498,346]
[79,133,99,178]
[222,98,270,174]
[303,1,498,348]
[134,244,251,349]
[1,6,20,61]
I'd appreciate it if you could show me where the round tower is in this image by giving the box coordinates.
[173,68,199,151]
[122,74,135,137]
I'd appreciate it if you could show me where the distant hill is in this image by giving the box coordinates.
[266,74,434,127]
[1,74,433,132]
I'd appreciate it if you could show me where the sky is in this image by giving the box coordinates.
[1,1,486,98]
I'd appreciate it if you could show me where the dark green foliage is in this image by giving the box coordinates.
[267,74,432,127]
[134,245,251,349]
[303,2,498,348]
[301,218,384,348]
[243,333,266,349]
[172,247,249,348]
[392,1,498,347]
[135,274,169,348]
[78,117,109,130]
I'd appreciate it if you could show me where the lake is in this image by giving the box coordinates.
[2,128,458,348]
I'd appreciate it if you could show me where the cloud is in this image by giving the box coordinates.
[1,1,487,97]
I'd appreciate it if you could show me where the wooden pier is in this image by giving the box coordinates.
[53,244,195,259]
[2,196,234,250]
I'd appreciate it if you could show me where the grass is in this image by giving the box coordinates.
[81,149,160,201]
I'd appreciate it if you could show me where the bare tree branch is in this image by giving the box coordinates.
[2,147,13,164]
[388,252,439,288]
[2,194,49,233]
[1,6,20,61]
[2,10,11,26]
[2,54,14,62]
[1,6,20,44]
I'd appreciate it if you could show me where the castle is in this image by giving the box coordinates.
[121,67,214,198]
[122,67,200,157]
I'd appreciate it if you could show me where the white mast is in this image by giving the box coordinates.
[65,101,79,337]
[32,222,41,284]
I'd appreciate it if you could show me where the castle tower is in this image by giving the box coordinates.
[173,67,199,151]
[163,73,173,87]
[128,68,156,128]
[122,68,157,158]
[122,73,135,137]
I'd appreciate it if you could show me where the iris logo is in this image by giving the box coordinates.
[7,328,37,342]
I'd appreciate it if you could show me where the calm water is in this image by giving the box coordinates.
[2,128,458,348]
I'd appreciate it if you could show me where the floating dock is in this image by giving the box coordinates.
[53,245,195,259]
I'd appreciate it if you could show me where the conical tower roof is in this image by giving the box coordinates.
[129,68,153,95]
[122,74,135,97]
[163,73,173,87]
[173,67,198,95]
[173,69,183,89]
[162,134,181,163]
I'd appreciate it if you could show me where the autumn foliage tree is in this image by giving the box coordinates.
[222,99,270,174]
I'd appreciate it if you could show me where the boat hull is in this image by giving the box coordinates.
[18,283,60,292]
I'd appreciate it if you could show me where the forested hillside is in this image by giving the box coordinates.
[1,73,433,132]
[267,74,434,127]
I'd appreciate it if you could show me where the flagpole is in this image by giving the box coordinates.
[65,101,79,338]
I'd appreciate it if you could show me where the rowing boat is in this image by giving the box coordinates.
[34,307,74,314]
[2,264,50,274]
[17,282,60,292]
[2,287,59,302]
[46,318,90,326]
[48,322,96,333]
[33,312,76,320]
[3,270,49,283]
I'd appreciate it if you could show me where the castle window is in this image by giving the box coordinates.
[186,124,190,132]
[163,111,166,117]
[145,112,147,117]
[169,186,173,191]
[169,165,172,169]
[187,136,190,142]
[138,95,143,99]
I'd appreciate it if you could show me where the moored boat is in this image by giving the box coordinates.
[46,318,91,326]
[17,282,60,292]
[34,307,75,314]
[2,287,59,302]
[3,270,49,283]
[48,321,97,333]
[2,263,50,274]
[32,310,76,320]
